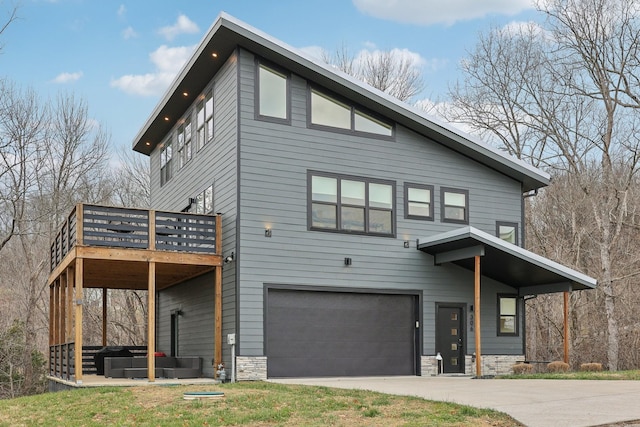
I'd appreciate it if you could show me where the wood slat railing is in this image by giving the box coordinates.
[50,204,218,271]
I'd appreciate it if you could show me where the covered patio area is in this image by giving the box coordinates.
[47,204,223,385]
[417,226,597,376]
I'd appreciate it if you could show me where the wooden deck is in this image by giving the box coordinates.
[47,204,224,384]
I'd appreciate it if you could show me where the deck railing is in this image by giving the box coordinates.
[49,343,148,379]
[50,204,218,272]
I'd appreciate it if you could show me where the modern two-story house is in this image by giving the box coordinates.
[118,13,596,380]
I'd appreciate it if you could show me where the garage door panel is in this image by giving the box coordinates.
[266,289,417,378]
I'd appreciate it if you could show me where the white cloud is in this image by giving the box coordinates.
[117,4,126,17]
[122,26,137,40]
[352,0,535,26]
[158,14,199,41]
[52,71,83,84]
[111,44,196,96]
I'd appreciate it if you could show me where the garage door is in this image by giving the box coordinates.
[266,288,418,378]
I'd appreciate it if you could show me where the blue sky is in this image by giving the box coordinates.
[1,0,540,153]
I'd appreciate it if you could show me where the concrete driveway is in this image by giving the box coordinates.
[270,376,640,427]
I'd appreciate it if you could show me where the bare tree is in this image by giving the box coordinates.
[323,45,425,102]
[0,2,18,54]
[110,146,150,208]
[447,0,640,370]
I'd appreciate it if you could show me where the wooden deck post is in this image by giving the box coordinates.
[49,285,54,346]
[147,261,156,382]
[67,267,74,339]
[474,255,482,377]
[102,288,108,347]
[60,274,67,343]
[74,259,84,383]
[564,291,570,364]
[54,279,60,345]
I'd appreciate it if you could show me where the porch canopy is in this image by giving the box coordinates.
[417,226,596,295]
[417,226,596,377]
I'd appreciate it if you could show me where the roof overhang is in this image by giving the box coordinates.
[132,13,549,192]
[417,226,596,295]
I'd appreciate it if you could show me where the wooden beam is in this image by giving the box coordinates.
[474,255,482,377]
[66,267,74,339]
[75,259,84,383]
[47,247,77,288]
[49,285,54,346]
[76,246,222,266]
[147,261,156,382]
[215,214,222,255]
[148,210,156,251]
[215,266,222,375]
[564,291,570,364]
[76,203,84,245]
[60,274,67,343]
[54,279,60,345]
[102,288,108,347]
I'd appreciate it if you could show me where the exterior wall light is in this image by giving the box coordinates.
[224,252,234,264]
[264,228,272,238]
[344,257,352,266]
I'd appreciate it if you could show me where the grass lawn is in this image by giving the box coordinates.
[0,381,521,426]
[500,369,640,380]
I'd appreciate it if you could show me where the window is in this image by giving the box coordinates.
[309,171,395,236]
[184,118,192,163]
[195,100,205,152]
[193,184,214,214]
[441,187,469,224]
[311,90,351,129]
[177,124,185,169]
[309,88,394,138]
[496,221,518,245]
[257,62,289,121]
[498,295,519,336]
[160,138,173,186]
[205,91,214,142]
[405,183,434,220]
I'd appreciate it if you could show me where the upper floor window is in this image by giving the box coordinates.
[441,187,469,224]
[309,88,394,138]
[405,183,434,220]
[194,184,214,214]
[498,294,519,336]
[257,62,290,122]
[309,171,395,236]
[195,100,205,152]
[160,139,173,186]
[205,91,214,142]
[496,221,518,245]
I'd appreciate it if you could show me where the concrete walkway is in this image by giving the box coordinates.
[270,376,640,427]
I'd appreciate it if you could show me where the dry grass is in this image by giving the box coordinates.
[512,363,534,375]
[580,363,603,372]
[547,361,570,373]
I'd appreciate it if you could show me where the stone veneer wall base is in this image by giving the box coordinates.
[421,355,523,377]
[235,356,267,381]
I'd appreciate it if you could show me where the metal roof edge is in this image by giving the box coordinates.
[418,226,597,289]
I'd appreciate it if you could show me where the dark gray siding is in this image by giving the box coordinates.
[236,48,524,357]
[150,51,239,371]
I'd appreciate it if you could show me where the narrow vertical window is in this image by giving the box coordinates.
[160,137,173,186]
[441,188,469,224]
[311,175,337,229]
[257,63,289,120]
[205,91,214,142]
[498,295,519,336]
[184,118,192,163]
[177,125,185,169]
[195,101,205,152]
